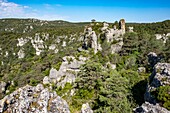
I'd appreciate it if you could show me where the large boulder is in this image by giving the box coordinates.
[138,67,146,73]
[18,49,25,59]
[43,76,50,85]
[135,102,170,113]
[147,52,159,68]
[81,103,93,113]
[0,84,70,113]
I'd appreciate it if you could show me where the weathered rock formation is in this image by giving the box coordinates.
[155,33,170,43]
[0,84,70,113]
[138,67,146,73]
[128,26,134,32]
[43,56,86,88]
[83,27,98,54]
[135,63,170,113]
[81,103,93,113]
[135,102,170,113]
[82,19,126,54]
[148,52,159,68]
[0,81,6,94]
[18,49,25,59]
[119,19,126,34]
[145,63,170,104]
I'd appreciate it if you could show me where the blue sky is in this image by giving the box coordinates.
[0,0,170,22]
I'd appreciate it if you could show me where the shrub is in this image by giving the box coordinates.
[29,78,39,86]
[157,86,170,110]
[53,62,62,71]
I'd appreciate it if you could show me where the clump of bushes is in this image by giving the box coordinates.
[157,86,170,110]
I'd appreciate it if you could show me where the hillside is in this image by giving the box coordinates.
[0,18,170,113]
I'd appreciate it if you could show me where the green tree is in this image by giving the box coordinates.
[74,60,132,113]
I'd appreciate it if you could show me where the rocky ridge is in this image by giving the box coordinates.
[135,53,170,113]
[0,84,70,113]
[82,19,125,54]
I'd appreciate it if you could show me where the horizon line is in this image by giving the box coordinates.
[0,17,169,24]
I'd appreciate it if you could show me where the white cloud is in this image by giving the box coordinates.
[0,0,67,20]
[0,0,26,17]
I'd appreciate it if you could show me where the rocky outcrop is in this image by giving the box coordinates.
[100,21,124,54]
[18,49,25,59]
[101,22,125,43]
[119,19,126,34]
[106,62,116,70]
[17,38,29,47]
[82,19,126,54]
[49,44,56,50]
[128,27,134,32]
[138,67,146,73]
[62,41,66,47]
[0,84,70,113]
[135,63,170,113]
[83,27,98,54]
[135,102,170,113]
[148,52,159,68]
[111,41,123,54]
[145,63,170,104]
[0,81,6,94]
[155,33,170,43]
[81,103,93,113]
[43,56,86,88]
[31,33,47,56]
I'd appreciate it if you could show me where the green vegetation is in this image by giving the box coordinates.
[157,86,170,110]
[0,18,170,112]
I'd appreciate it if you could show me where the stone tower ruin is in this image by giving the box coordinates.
[119,19,125,34]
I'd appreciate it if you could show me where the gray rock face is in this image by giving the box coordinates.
[0,84,70,113]
[83,27,98,54]
[43,56,86,88]
[43,76,50,85]
[106,62,116,70]
[0,81,6,94]
[148,52,159,68]
[17,38,29,47]
[49,44,56,50]
[18,49,25,59]
[134,63,170,113]
[135,102,170,113]
[155,33,169,43]
[111,41,123,54]
[128,27,134,32]
[101,22,109,31]
[138,67,146,73]
[81,103,93,113]
[145,63,170,103]
[119,19,126,34]
[82,19,126,54]
[100,21,124,54]
[91,31,98,54]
